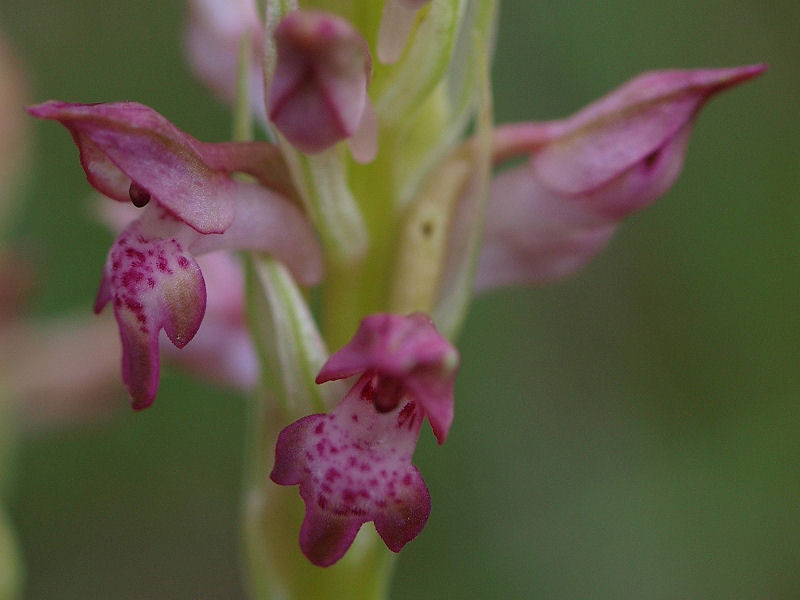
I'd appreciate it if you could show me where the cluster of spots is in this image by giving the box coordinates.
[106,229,195,338]
[272,374,431,564]
[301,399,422,519]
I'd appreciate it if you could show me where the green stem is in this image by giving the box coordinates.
[241,386,396,600]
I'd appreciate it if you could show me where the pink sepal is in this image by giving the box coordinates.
[477,65,766,290]
[531,65,767,210]
[27,101,293,233]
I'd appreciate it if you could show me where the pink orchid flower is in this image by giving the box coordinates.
[271,312,458,566]
[27,101,322,409]
[476,64,766,290]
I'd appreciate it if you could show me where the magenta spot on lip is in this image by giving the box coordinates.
[121,269,144,288]
[123,297,144,313]
[125,247,146,262]
[397,402,416,428]
[177,256,190,269]
[314,422,325,434]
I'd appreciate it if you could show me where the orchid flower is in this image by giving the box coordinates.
[270,313,458,566]
[27,101,322,408]
[475,65,767,290]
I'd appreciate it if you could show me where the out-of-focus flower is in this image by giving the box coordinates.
[185,0,266,121]
[271,313,458,566]
[28,101,322,408]
[475,64,766,291]
[268,10,376,161]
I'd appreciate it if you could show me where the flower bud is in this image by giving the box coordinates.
[268,10,374,156]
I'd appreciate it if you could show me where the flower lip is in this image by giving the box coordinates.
[94,215,207,408]
[271,373,432,566]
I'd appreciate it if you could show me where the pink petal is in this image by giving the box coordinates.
[160,252,258,390]
[188,180,324,286]
[95,219,206,408]
[476,166,617,290]
[531,65,766,197]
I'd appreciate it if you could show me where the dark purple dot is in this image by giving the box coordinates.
[128,182,151,208]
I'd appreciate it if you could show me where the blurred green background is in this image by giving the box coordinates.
[1,1,799,598]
